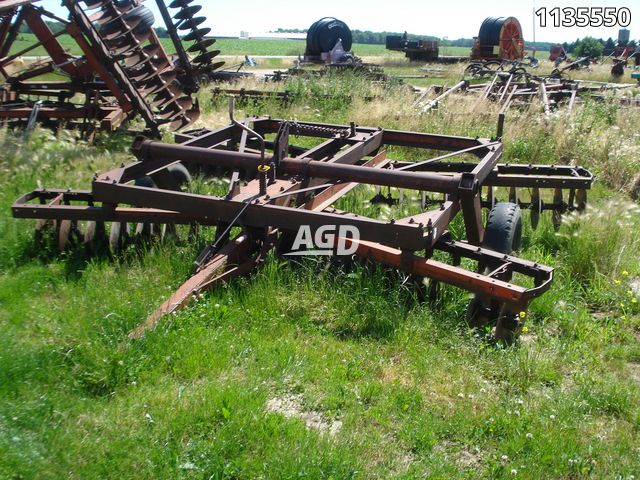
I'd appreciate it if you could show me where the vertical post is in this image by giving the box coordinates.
[153,0,197,93]
[458,173,484,246]
[532,0,536,45]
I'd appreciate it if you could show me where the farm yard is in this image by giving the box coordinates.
[1,3,640,480]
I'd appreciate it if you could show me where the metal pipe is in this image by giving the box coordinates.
[133,139,461,193]
[421,80,468,113]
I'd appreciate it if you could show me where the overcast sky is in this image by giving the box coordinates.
[41,0,639,43]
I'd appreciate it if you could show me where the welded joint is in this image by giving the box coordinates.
[457,172,479,198]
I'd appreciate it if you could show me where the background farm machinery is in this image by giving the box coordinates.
[416,62,640,116]
[13,111,594,343]
[0,0,223,135]
[302,17,355,65]
[385,34,439,62]
[387,16,527,64]
[471,17,525,61]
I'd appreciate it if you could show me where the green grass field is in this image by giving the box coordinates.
[9,33,472,59]
[1,64,639,479]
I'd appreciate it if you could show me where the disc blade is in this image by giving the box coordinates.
[207,61,226,71]
[182,28,211,42]
[84,0,111,9]
[187,38,216,53]
[173,5,202,20]
[193,50,220,65]
[177,16,206,30]
[169,107,199,130]
[169,0,194,8]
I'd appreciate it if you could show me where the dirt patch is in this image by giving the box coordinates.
[380,354,412,386]
[434,440,483,469]
[265,394,342,436]
[591,312,610,321]
[519,333,537,344]
[630,278,640,296]
[627,362,640,385]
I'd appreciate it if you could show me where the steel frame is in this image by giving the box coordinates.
[13,116,595,341]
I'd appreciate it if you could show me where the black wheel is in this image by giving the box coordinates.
[124,5,155,35]
[466,202,524,343]
[483,202,522,254]
[167,162,192,186]
[134,175,156,188]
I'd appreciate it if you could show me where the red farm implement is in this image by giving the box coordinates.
[0,0,222,135]
[13,110,594,343]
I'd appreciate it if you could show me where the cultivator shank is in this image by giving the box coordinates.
[13,116,594,342]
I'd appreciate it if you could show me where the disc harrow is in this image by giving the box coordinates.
[0,0,214,134]
[13,112,595,344]
[155,0,224,86]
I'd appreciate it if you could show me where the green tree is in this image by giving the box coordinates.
[573,36,604,58]
[605,37,615,51]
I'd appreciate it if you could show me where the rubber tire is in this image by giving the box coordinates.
[134,175,156,188]
[124,5,155,35]
[483,202,522,254]
[167,163,192,186]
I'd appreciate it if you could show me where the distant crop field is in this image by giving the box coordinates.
[9,33,472,59]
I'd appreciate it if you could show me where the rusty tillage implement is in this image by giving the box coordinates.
[419,72,638,116]
[0,0,222,133]
[13,115,594,342]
